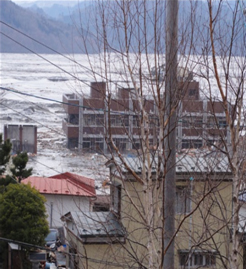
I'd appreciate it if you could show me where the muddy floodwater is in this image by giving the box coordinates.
[0,53,109,188]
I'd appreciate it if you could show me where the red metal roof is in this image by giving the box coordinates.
[22,173,96,197]
[49,172,95,194]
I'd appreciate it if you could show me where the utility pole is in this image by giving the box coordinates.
[164,0,178,268]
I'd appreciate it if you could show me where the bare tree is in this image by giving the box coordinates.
[61,1,246,268]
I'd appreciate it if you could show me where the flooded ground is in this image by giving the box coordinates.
[0,53,109,188]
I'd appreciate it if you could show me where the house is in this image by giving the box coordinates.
[22,172,96,228]
[62,80,230,152]
[62,152,245,268]
[4,124,37,154]
[239,192,246,268]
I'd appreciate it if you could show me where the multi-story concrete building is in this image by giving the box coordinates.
[62,80,230,152]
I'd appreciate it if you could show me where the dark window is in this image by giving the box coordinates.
[189,89,197,96]
[133,115,140,127]
[179,251,216,268]
[84,114,104,126]
[110,115,129,127]
[69,114,79,124]
[179,252,189,266]
[111,182,121,217]
[182,117,190,128]
[93,203,110,212]
[218,117,227,128]
[176,186,191,214]
[193,117,203,128]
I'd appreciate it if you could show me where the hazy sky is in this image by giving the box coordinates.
[12,0,77,2]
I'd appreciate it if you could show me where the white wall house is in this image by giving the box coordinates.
[22,172,96,228]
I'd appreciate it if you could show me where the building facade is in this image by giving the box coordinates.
[62,154,243,269]
[62,81,230,152]
[4,124,37,154]
[22,172,96,228]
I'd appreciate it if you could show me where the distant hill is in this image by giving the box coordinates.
[26,3,78,21]
[0,0,97,53]
[0,0,244,55]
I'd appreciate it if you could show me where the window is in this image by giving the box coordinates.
[83,114,104,126]
[192,140,202,149]
[110,115,129,127]
[182,116,191,128]
[69,114,79,124]
[207,117,215,128]
[113,138,127,151]
[133,115,140,127]
[179,251,216,268]
[111,182,121,217]
[218,117,227,128]
[193,117,203,128]
[176,186,191,214]
[189,89,197,96]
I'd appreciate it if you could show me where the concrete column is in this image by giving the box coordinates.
[203,99,208,147]
[128,94,133,150]
[104,96,108,154]
[78,96,83,151]
[177,102,182,151]
[34,126,37,154]
[19,125,23,152]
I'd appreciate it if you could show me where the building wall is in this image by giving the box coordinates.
[4,124,37,154]
[62,81,229,151]
[44,194,91,228]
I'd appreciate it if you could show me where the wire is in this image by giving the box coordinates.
[0,31,94,87]
[0,98,108,175]
[0,20,162,112]
[0,86,143,115]
[0,21,138,90]
[0,20,108,82]
[0,99,65,136]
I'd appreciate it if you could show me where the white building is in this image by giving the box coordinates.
[22,172,96,228]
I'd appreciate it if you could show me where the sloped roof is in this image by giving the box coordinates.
[62,211,125,242]
[106,151,231,174]
[22,173,96,197]
[49,172,95,194]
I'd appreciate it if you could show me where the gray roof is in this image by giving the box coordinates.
[68,211,125,238]
[110,151,230,174]
[239,192,246,202]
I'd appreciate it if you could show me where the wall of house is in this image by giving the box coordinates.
[175,179,233,268]
[44,194,91,228]
[68,172,242,269]
[239,203,246,233]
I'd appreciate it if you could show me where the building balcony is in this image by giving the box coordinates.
[62,119,79,139]
[63,94,80,114]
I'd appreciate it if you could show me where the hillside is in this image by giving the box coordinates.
[0,0,244,55]
[0,0,96,54]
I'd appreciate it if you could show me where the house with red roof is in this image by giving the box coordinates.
[22,172,96,228]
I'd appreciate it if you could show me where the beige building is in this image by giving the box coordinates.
[62,152,245,269]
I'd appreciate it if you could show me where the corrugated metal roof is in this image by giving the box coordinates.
[22,174,96,197]
[49,172,95,194]
[66,211,125,238]
[108,151,230,174]
[239,192,246,202]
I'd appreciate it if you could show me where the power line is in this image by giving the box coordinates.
[0,31,94,88]
[0,86,142,115]
[0,99,65,136]
[0,21,136,89]
[0,20,107,81]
